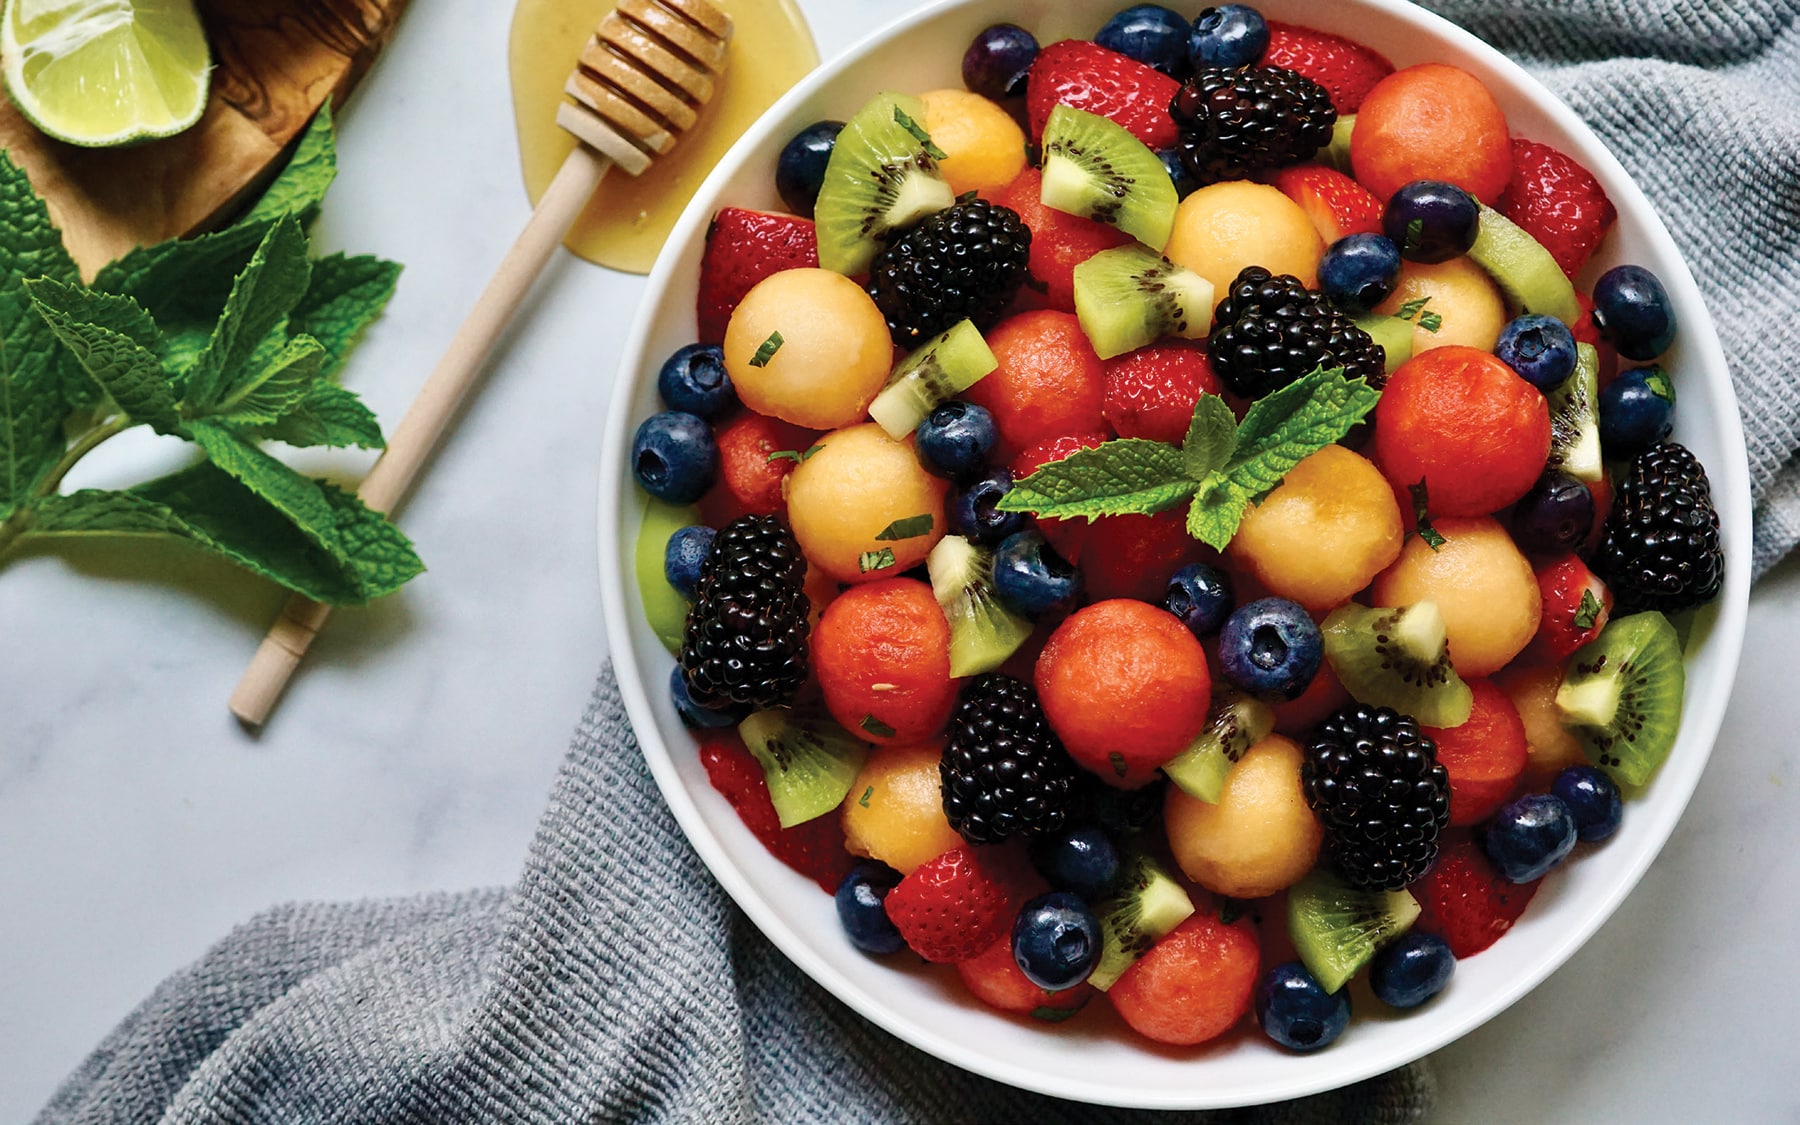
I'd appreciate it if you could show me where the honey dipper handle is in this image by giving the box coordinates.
[229,144,612,727]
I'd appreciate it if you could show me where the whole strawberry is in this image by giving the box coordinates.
[1411,830,1541,957]
[698,731,854,894]
[1262,20,1394,114]
[1500,139,1617,279]
[1102,341,1222,444]
[883,845,1012,962]
[1532,554,1614,661]
[1026,40,1181,150]
[1270,165,1383,244]
[696,208,819,344]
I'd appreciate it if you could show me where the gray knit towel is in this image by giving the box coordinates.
[34,1,1800,1122]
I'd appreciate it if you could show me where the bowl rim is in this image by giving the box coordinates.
[596,0,1752,1107]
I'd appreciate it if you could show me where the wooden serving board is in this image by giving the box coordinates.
[0,0,409,280]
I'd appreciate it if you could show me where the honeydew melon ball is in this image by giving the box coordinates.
[724,268,893,430]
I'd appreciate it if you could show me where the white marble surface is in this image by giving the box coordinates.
[2,1,1797,1120]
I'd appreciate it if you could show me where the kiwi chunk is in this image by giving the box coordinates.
[814,92,956,276]
[737,709,871,828]
[1072,244,1215,360]
[1555,610,1685,786]
[1039,104,1178,251]
[1467,204,1581,326]
[1323,601,1474,728]
[927,534,1033,676]
[868,319,998,438]
[1546,342,1603,483]
[1087,852,1196,991]
[633,499,699,654]
[1163,690,1276,803]
[1352,312,1415,376]
[1317,114,1356,174]
[1288,867,1421,993]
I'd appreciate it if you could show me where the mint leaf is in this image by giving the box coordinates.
[875,514,933,541]
[0,152,81,511]
[181,217,312,409]
[186,420,350,560]
[94,220,271,337]
[858,548,897,573]
[205,335,327,426]
[1182,395,1238,480]
[1573,588,1602,630]
[860,714,896,738]
[1409,480,1446,551]
[998,439,1197,519]
[289,252,400,381]
[240,106,337,227]
[251,382,385,450]
[26,281,181,434]
[749,330,783,367]
[1226,367,1379,499]
[893,106,948,160]
[1186,474,1246,551]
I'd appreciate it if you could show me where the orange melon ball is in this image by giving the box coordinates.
[1494,662,1590,787]
[1351,63,1513,204]
[1164,180,1324,297]
[812,578,955,746]
[1165,734,1324,899]
[920,88,1028,196]
[785,423,949,583]
[724,268,893,429]
[1374,256,1508,356]
[839,741,963,875]
[1371,516,1542,678]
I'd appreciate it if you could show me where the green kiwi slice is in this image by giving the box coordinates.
[1087,852,1196,991]
[1351,312,1415,376]
[1322,601,1474,728]
[927,534,1033,677]
[868,319,998,439]
[633,499,699,654]
[1163,690,1277,803]
[1071,244,1215,360]
[1039,104,1178,251]
[737,709,871,828]
[1467,204,1582,326]
[1288,867,1421,993]
[1546,342,1603,483]
[814,91,956,276]
[1555,610,1685,786]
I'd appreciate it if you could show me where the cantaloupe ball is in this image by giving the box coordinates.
[1165,734,1323,899]
[724,268,893,429]
[1164,181,1324,297]
[920,88,1027,196]
[1494,662,1589,787]
[1227,445,1403,614]
[786,423,949,583]
[1371,516,1541,678]
[1374,256,1507,355]
[840,741,963,874]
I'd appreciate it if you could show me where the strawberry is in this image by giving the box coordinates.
[1026,40,1181,150]
[1412,830,1541,957]
[1262,21,1394,114]
[1269,165,1383,244]
[1082,508,1205,603]
[995,168,1131,313]
[1102,341,1223,444]
[696,208,818,345]
[1011,430,1111,563]
[712,411,818,517]
[1532,554,1613,661]
[1499,139,1617,279]
[1572,290,1604,350]
[698,730,853,894]
[884,845,1012,963]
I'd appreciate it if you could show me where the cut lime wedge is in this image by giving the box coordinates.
[3,0,211,147]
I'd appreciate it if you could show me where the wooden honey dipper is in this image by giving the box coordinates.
[229,0,733,726]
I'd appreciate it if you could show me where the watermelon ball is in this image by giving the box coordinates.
[632,411,717,504]
[1096,5,1193,76]
[835,861,906,955]
[1495,314,1577,393]
[1188,4,1270,69]
[962,23,1038,101]
[775,120,842,219]
[1484,793,1579,883]
[657,343,735,419]
[1255,961,1350,1051]
[1368,931,1456,1009]
[1317,232,1402,313]
[1217,597,1322,701]
[1028,824,1121,902]
[1012,891,1104,990]
[1591,264,1677,360]
[1382,180,1480,264]
[1552,765,1624,842]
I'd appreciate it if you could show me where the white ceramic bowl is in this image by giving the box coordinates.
[599,0,1751,1108]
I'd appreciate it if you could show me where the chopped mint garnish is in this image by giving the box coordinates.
[1404,218,1425,254]
[1418,311,1443,333]
[749,330,783,368]
[1396,296,1431,321]
[1030,1005,1081,1023]
[858,785,874,808]
[860,714,896,739]
[1409,480,1447,551]
[1574,588,1602,630]
[858,548,897,573]
[893,106,948,160]
[765,444,821,465]
[875,514,933,541]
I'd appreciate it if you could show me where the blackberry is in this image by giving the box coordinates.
[1303,705,1451,892]
[867,199,1031,346]
[1593,442,1724,614]
[940,674,1078,845]
[1209,266,1386,399]
[1170,65,1337,185]
[678,515,811,709]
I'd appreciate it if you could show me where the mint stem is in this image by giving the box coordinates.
[0,415,132,559]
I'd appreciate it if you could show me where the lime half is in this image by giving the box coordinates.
[3,0,211,147]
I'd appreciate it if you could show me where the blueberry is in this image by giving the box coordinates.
[1598,364,1676,456]
[1592,264,1677,360]
[962,23,1039,101]
[1484,793,1579,883]
[632,410,717,504]
[774,120,844,219]
[670,665,746,729]
[1163,562,1235,637]
[947,468,1026,545]
[1097,4,1192,76]
[993,530,1081,616]
[1368,932,1455,1009]
[1495,314,1578,393]
[1011,891,1103,991]
[1552,765,1623,842]
[835,862,906,954]
[656,343,734,419]
[1157,147,1199,200]
[1383,181,1480,264]
[1028,824,1121,901]
[915,400,998,482]
[1510,469,1595,555]
[1217,597,1322,700]
[1318,233,1403,313]
[1255,961,1350,1051]
[1188,3,1270,70]
[663,524,715,599]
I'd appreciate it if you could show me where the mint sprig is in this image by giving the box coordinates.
[998,366,1379,550]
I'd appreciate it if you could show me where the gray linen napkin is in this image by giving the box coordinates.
[35,2,1800,1122]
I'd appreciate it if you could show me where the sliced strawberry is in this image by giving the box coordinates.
[696,208,818,345]
[1011,430,1112,563]
[698,730,853,893]
[1424,679,1529,827]
[884,845,1012,963]
[1262,22,1394,114]
[1082,508,1205,603]
[1269,165,1383,244]
[1413,830,1541,957]
[1532,554,1613,661]
[995,168,1132,313]
[1499,139,1617,279]
[956,931,1095,1019]
[713,411,818,517]
[1102,340,1223,444]
[1026,40,1181,150]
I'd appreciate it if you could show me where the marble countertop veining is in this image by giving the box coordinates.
[2,1,1797,1121]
